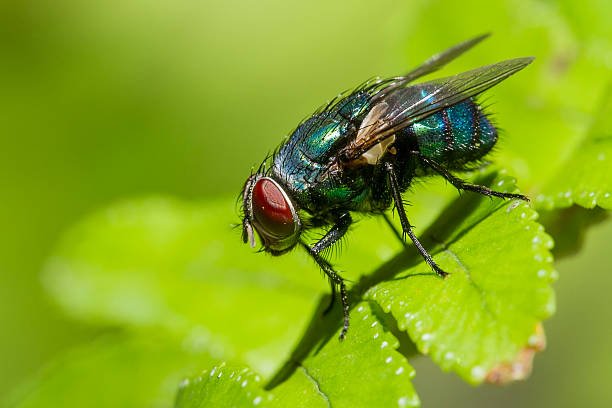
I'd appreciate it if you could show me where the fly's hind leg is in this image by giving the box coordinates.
[413,152,529,201]
[384,162,449,279]
[301,212,352,339]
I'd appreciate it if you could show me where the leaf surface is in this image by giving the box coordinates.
[41,197,327,378]
[176,302,419,408]
[364,173,556,383]
[535,85,612,210]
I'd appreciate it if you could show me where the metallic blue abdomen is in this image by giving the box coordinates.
[404,97,497,166]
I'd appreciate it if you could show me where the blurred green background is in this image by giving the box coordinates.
[1,0,610,406]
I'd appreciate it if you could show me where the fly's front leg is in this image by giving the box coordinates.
[301,212,352,339]
[413,151,529,201]
[384,162,449,278]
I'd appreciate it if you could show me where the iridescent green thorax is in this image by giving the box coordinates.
[272,92,374,212]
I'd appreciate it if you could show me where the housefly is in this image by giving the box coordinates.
[240,34,532,338]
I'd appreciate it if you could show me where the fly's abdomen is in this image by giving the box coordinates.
[406,99,497,166]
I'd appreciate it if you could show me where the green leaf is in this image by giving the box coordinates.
[176,301,419,408]
[363,172,556,384]
[265,368,330,408]
[40,171,556,399]
[175,363,272,408]
[289,301,419,408]
[535,84,612,210]
[40,192,438,379]
[41,197,328,377]
[6,333,214,408]
[39,168,556,407]
[174,363,334,408]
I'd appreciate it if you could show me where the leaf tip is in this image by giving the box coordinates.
[485,323,546,385]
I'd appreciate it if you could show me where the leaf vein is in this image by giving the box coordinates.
[441,243,496,322]
[299,365,332,408]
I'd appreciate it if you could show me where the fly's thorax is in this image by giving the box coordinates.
[242,175,302,254]
[269,103,371,212]
[280,92,371,165]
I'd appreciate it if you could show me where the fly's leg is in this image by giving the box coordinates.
[385,162,449,278]
[414,152,529,201]
[300,212,352,339]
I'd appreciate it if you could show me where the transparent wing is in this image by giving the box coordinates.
[345,57,534,161]
[381,33,491,94]
[311,34,490,119]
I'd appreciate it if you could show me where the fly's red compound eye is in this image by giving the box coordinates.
[252,178,296,238]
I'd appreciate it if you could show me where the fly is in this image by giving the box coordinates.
[240,34,532,339]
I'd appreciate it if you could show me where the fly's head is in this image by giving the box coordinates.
[241,174,302,255]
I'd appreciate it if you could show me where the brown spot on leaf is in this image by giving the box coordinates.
[485,323,546,384]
